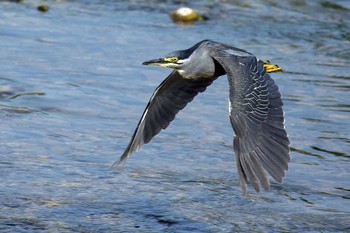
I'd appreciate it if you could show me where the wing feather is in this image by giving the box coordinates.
[116,71,216,166]
[205,40,290,195]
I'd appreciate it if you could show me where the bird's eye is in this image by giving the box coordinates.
[165,57,179,63]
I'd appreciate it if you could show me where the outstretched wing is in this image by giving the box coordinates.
[206,41,290,195]
[116,71,217,166]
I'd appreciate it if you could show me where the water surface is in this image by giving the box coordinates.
[0,0,349,232]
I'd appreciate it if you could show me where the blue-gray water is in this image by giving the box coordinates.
[1,0,349,232]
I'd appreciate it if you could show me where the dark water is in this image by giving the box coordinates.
[1,0,349,232]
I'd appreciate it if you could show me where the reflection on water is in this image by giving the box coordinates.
[0,0,349,232]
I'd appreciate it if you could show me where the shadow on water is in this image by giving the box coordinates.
[0,87,46,114]
[311,146,349,158]
[290,146,325,159]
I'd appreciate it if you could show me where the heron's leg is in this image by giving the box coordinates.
[263,60,284,73]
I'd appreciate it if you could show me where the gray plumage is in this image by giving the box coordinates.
[117,40,290,195]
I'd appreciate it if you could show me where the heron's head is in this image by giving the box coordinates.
[142,49,191,70]
[142,40,217,79]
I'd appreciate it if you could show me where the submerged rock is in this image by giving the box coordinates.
[170,7,207,24]
[37,4,49,12]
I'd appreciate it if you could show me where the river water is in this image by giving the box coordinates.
[0,0,349,232]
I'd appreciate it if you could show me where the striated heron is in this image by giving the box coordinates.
[116,40,290,195]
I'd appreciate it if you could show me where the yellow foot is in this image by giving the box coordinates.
[263,60,284,73]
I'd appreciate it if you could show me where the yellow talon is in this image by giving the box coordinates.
[263,60,284,73]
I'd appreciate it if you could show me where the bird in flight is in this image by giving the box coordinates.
[116,40,290,195]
